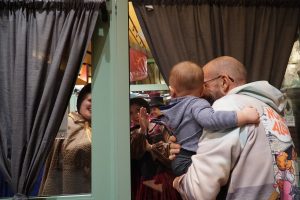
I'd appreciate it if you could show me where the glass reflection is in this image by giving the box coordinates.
[39,84,92,196]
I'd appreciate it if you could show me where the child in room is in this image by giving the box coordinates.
[160,61,260,176]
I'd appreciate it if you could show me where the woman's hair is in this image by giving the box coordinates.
[77,83,92,112]
[130,97,150,113]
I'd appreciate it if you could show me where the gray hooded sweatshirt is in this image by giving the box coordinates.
[175,81,299,200]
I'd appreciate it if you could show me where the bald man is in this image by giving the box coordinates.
[161,61,259,177]
[171,56,299,200]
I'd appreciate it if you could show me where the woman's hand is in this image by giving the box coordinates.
[138,107,149,134]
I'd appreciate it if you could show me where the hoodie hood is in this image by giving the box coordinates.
[228,81,287,113]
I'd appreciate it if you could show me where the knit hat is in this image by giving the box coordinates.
[77,83,92,113]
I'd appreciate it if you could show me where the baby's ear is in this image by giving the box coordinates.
[169,86,176,98]
[199,86,204,97]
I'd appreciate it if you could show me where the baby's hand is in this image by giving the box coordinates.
[241,106,259,124]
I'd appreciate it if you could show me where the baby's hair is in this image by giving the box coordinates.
[169,61,204,94]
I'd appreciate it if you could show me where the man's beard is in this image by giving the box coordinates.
[203,95,215,105]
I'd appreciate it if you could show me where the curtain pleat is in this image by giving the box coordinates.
[133,0,300,88]
[0,1,105,198]
[133,0,300,6]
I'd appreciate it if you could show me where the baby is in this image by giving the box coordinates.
[161,61,259,176]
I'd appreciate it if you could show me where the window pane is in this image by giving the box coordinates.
[282,40,300,155]
[38,48,92,197]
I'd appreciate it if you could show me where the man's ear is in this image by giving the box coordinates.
[169,86,177,98]
[221,76,231,94]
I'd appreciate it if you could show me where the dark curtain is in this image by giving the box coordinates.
[0,173,13,197]
[0,0,106,199]
[132,0,300,88]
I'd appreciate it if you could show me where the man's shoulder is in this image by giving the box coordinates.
[212,94,242,110]
[213,93,266,111]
